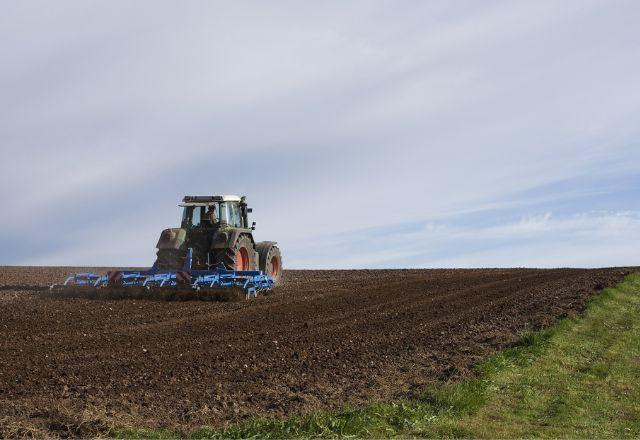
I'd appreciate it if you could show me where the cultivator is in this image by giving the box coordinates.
[50,250,275,301]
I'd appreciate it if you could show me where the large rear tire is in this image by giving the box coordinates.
[212,235,257,271]
[256,242,282,285]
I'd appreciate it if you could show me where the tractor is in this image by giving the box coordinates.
[155,195,282,284]
[50,195,282,299]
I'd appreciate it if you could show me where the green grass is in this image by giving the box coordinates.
[113,273,640,439]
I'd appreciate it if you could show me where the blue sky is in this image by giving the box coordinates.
[1,0,639,268]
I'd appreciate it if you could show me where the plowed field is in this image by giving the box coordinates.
[0,267,632,437]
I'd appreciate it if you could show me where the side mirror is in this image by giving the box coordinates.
[251,221,256,230]
[247,208,253,213]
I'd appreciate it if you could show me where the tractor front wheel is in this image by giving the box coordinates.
[256,243,282,285]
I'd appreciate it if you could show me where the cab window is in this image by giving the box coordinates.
[220,202,243,227]
[230,203,243,227]
[218,202,229,224]
[192,206,202,226]
[181,206,203,228]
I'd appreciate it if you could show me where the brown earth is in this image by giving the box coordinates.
[0,266,634,437]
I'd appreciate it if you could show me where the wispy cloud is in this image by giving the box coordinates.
[291,210,640,269]
[1,0,639,267]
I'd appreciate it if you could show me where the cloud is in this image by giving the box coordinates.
[1,0,639,268]
[428,211,640,268]
[290,210,640,269]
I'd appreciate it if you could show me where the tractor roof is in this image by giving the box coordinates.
[181,195,242,206]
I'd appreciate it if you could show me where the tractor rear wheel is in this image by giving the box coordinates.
[212,235,257,271]
[257,243,282,285]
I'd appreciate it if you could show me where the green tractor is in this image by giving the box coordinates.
[154,195,282,284]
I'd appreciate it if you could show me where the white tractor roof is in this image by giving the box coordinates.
[217,195,242,201]
[180,194,242,206]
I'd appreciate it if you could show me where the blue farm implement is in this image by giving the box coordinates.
[50,249,275,301]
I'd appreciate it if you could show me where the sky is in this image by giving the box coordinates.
[1,0,639,268]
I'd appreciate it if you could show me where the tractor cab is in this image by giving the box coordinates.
[180,195,253,230]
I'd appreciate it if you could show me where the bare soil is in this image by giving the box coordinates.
[0,266,633,437]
